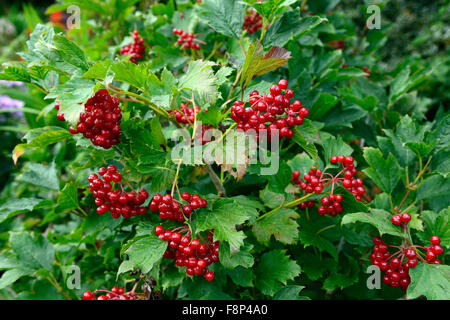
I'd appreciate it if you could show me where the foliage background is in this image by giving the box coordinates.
[0,0,448,300]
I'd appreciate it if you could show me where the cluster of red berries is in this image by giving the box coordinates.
[88,165,148,219]
[370,237,412,290]
[243,9,262,34]
[120,30,146,64]
[318,194,343,217]
[297,200,315,210]
[230,79,308,141]
[195,124,214,145]
[149,192,207,222]
[83,286,138,300]
[330,155,365,201]
[425,235,444,263]
[55,101,64,120]
[370,234,443,290]
[155,226,217,281]
[330,155,366,201]
[328,39,344,49]
[172,29,202,50]
[363,66,371,77]
[68,89,122,149]
[391,213,444,264]
[169,102,201,124]
[293,166,324,194]
[291,155,366,216]
[391,212,412,226]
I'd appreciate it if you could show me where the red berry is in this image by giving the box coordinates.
[401,213,411,223]
[430,235,441,245]
[391,215,402,226]
[83,291,94,300]
[432,245,443,256]
[205,272,215,281]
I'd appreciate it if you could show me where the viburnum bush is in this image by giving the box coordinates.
[0,0,448,301]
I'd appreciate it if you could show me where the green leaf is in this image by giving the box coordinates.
[0,269,32,289]
[199,0,245,38]
[16,162,59,190]
[405,141,436,158]
[46,77,97,125]
[266,160,291,193]
[313,50,341,76]
[363,147,401,194]
[118,234,168,275]
[146,68,177,107]
[56,182,79,211]
[82,210,123,235]
[13,126,73,164]
[309,93,339,119]
[389,66,410,102]
[335,67,368,81]
[255,250,301,296]
[389,66,431,103]
[319,133,353,163]
[178,60,218,105]
[52,34,90,72]
[273,285,309,300]
[407,263,450,300]
[240,42,291,90]
[429,114,450,152]
[199,106,224,127]
[334,186,369,215]
[9,232,54,271]
[219,242,254,269]
[161,265,185,291]
[225,266,254,287]
[292,127,319,160]
[418,208,450,248]
[341,209,405,238]
[416,174,450,212]
[322,256,359,290]
[0,198,52,223]
[0,65,32,83]
[260,186,285,209]
[265,12,326,47]
[287,153,315,177]
[195,198,254,252]
[298,221,339,260]
[297,252,334,281]
[83,60,153,91]
[245,0,298,21]
[253,208,299,245]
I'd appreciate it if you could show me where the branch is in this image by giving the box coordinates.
[205,164,227,197]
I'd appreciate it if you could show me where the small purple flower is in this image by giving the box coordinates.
[0,95,24,118]
[0,80,24,88]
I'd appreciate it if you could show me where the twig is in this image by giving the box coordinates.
[205,164,227,197]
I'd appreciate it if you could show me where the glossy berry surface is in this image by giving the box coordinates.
[120,29,146,64]
[168,102,201,124]
[82,286,140,300]
[88,165,148,219]
[230,79,308,142]
[243,9,262,34]
[69,89,122,149]
[173,29,202,50]
[156,226,218,281]
[149,192,207,221]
